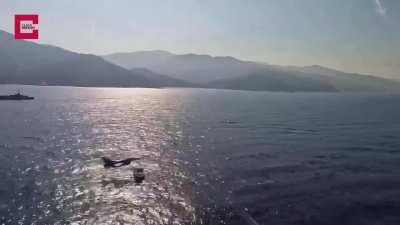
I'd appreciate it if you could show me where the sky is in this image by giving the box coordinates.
[0,0,399,78]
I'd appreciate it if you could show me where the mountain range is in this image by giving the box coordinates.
[1,29,399,92]
[0,30,182,88]
[103,51,400,92]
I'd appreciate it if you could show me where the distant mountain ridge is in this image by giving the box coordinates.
[0,29,398,92]
[207,68,338,92]
[104,51,266,83]
[0,30,187,88]
[103,50,400,92]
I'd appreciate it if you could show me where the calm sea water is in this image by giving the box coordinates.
[1,85,400,225]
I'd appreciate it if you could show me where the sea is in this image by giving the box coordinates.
[1,85,400,225]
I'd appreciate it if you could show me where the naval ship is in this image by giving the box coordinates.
[0,91,34,100]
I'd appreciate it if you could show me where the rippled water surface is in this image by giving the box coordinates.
[1,85,400,225]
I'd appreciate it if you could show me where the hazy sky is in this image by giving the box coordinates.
[0,0,399,78]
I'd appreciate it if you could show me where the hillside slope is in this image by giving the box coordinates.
[0,30,157,87]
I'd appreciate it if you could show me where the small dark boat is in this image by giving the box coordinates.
[0,91,34,100]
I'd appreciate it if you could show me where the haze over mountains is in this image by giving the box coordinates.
[0,29,399,92]
[0,30,180,88]
[104,51,400,92]
[104,50,265,83]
